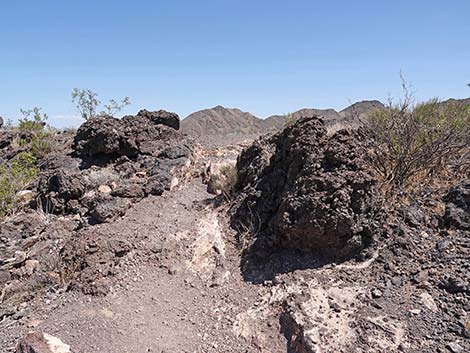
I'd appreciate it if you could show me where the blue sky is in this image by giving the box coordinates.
[1,0,469,127]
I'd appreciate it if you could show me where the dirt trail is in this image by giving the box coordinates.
[3,134,468,353]
[2,178,286,353]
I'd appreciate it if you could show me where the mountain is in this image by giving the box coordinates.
[441,97,470,106]
[339,100,385,121]
[263,108,342,131]
[181,105,263,137]
[263,101,385,131]
[181,100,387,138]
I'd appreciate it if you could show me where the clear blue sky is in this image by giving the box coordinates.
[1,0,469,127]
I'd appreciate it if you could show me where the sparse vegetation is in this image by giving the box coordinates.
[17,107,55,159]
[207,163,238,200]
[219,164,238,198]
[0,151,39,217]
[18,107,48,132]
[0,108,55,218]
[283,112,296,127]
[365,86,470,186]
[72,88,131,120]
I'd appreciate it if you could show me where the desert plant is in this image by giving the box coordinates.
[72,88,131,120]
[365,87,470,186]
[18,107,48,132]
[219,164,238,198]
[0,152,39,217]
[207,164,238,200]
[17,107,55,158]
[30,132,55,159]
[3,117,14,128]
[104,97,131,116]
[283,112,297,127]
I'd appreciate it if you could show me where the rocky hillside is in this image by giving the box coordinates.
[181,105,264,137]
[182,100,385,138]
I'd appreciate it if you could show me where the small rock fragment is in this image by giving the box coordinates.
[16,332,71,353]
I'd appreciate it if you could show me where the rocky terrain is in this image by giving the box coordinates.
[0,106,469,353]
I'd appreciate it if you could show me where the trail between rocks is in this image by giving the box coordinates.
[2,137,468,352]
[3,179,286,353]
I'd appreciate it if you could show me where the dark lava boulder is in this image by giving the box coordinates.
[0,116,3,128]
[443,182,470,230]
[37,110,194,223]
[136,109,180,130]
[232,116,381,263]
[73,110,182,158]
[72,116,124,157]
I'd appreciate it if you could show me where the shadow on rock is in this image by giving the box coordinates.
[230,116,385,283]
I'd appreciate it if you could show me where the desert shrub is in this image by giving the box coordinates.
[207,164,238,200]
[283,112,296,127]
[17,107,55,158]
[72,88,131,120]
[220,164,238,195]
[366,91,470,186]
[30,131,56,159]
[0,152,39,217]
[18,107,48,132]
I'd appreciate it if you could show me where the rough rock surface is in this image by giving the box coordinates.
[16,332,70,353]
[38,110,194,222]
[0,109,197,316]
[136,109,180,130]
[443,182,470,230]
[73,110,182,158]
[232,116,381,278]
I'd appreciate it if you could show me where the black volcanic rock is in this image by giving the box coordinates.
[443,182,470,230]
[38,110,193,221]
[73,110,183,158]
[136,109,180,130]
[232,115,381,264]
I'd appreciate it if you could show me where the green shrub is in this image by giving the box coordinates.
[30,132,54,158]
[72,88,131,120]
[0,108,54,218]
[366,92,470,186]
[18,107,48,132]
[0,152,39,217]
[17,107,55,158]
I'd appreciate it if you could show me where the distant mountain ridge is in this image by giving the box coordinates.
[180,105,264,137]
[180,98,469,137]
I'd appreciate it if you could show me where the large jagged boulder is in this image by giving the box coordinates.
[232,116,381,262]
[37,110,194,221]
[73,110,182,158]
